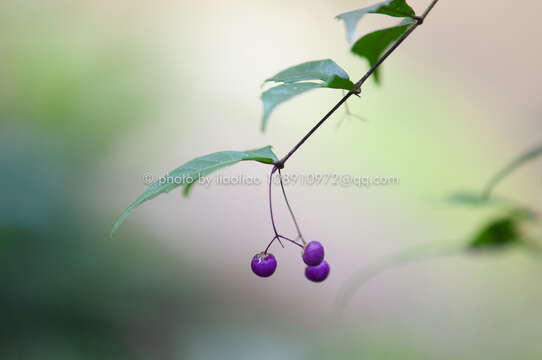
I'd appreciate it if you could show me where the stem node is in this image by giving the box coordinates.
[412,15,424,25]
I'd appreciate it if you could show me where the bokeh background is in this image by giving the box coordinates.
[2,0,542,359]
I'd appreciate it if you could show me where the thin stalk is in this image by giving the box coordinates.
[264,235,279,254]
[278,169,306,245]
[265,166,283,253]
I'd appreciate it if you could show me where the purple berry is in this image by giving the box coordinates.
[305,260,330,282]
[251,252,277,278]
[302,241,324,266]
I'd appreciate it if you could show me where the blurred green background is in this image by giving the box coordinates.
[1,0,542,359]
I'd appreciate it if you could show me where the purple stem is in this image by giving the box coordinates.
[265,166,283,253]
[264,235,278,254]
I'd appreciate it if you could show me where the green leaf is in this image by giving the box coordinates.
[468,209,536,251]
[336,0,415,42]
[468,216,521,251]
[447,192,488,206]
[351,19,414,84]
[261,83,322,131]
[111,146,278,237]
[261,59,354,130]
[182,181,196,197]
[446,191,508,207]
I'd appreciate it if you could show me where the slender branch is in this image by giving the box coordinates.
[275,0,440,167]
[278,169,306,245]
[421,0,440,18]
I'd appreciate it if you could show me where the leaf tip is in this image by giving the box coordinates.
[261,110,270,132]
[110,219,121,240]
[182,182,194,197]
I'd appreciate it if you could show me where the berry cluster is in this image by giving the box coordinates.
[251,167,329,282]
[251,240,330,282]
[302,241,330,282]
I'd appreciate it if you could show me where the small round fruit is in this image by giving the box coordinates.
[305,260,330,282]
[302,241,324,266]
[251,252,277,278]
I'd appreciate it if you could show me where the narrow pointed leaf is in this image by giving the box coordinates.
[351,19,414,84]
[336,0,415,42]
[261,59,354,130]
[111,146,278,237]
